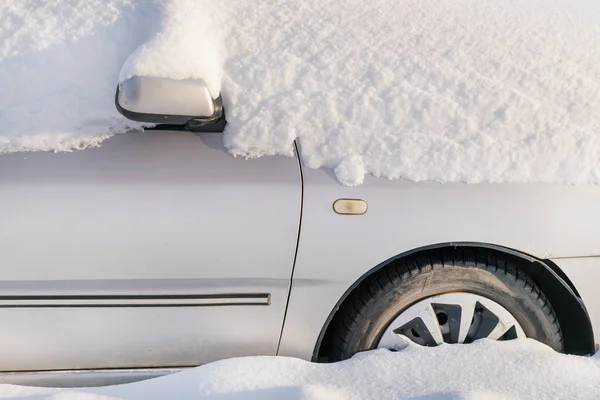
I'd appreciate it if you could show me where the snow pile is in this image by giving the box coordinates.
[118,0,225,97]
[1,339,600,399]
[0,0,221,153]
[221,0,600,185]
[2,0,600,186]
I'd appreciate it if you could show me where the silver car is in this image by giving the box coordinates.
[0,77,598,387]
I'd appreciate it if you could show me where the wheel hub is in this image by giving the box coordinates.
[378,292,525,350]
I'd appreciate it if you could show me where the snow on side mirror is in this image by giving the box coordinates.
[115,76,226,132]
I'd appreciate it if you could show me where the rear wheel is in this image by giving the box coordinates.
[329,251,563,361]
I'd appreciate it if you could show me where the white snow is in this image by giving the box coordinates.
[1,339,600,399]
[0,0,220,153]
[2,1,600,185]
[118,0,225,98]
[220,0,600,185]
[1,0,142,152]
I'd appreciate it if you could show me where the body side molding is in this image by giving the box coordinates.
[0,293,270,308]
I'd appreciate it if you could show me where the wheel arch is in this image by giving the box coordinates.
[314,242,595,360]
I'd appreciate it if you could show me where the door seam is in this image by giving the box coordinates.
[276,140,304,354]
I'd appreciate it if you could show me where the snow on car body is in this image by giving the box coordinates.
[2,0,600,388]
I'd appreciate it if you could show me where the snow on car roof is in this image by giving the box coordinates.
[1,0,600,186]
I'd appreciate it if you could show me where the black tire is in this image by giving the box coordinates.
[329,249,563,361]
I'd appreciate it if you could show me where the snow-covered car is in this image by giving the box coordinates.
[0,75,599,388]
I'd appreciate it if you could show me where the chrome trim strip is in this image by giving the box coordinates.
[0,293,270,308]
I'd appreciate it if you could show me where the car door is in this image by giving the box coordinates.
[0,130,301,371]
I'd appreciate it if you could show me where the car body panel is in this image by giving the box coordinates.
[278,159,600,359]
[1,130,599,377]
[0,367,182,388]
[0,131,301,371]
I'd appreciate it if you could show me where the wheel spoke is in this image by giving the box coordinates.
[378,329,409,351]
[389,303,444,346]
[420,303,444,345]
[457,298,477,344]
[486,320,512,340]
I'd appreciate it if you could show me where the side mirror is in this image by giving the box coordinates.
[115,76,226,132]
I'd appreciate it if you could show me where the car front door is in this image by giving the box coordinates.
[0,130,301,371]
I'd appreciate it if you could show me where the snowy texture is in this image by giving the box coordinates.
[221,0,600,185]
[2,1,600,186]
[1,339,600,399]
[118,0,225,97]
[0,0,218,153]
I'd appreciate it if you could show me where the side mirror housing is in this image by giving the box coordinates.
[115,76,226,132]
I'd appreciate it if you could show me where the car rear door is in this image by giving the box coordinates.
[0,130,301,371]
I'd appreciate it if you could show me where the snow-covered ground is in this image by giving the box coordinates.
[2,0,600,186]
[1,339,599,399]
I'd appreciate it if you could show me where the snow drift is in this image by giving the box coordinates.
[0,0,222,153]
[1,339,600,399]
[1,0,600,186]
